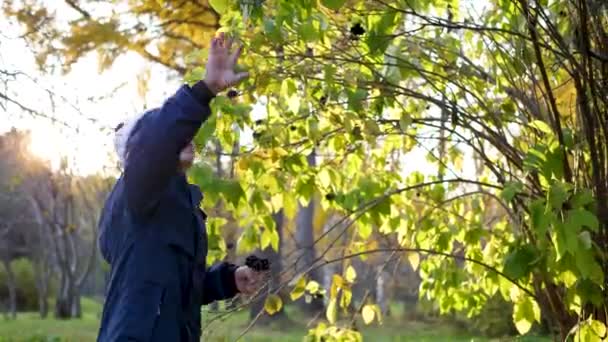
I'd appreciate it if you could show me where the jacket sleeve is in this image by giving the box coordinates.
[200,262,239,305]
[123,82,215,216]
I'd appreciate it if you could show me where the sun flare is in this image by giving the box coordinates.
[28,127,112,175]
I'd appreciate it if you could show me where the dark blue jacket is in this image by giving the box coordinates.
[97,82,238,342]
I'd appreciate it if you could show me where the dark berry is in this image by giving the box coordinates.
[255,119,264,125]
[246,255,270,272]
[352,126,362,139]
[325,193,336,201]
[227,89,238,98]
[290,125,296,131]
[350,23,365,36]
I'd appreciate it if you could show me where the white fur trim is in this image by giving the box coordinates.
[113,112,145,167]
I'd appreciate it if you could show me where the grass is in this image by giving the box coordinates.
[0,299,552,342]
[0,298,101,342]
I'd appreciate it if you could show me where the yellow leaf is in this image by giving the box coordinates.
[362,305,375,324]
[407,252,420,271]
[326,298,337,324]
[373,304,383,324]
[270,193,283,212]
[345,265,357,283]
[318,168,332,188]
[264,294,283,315]
[236,158,249,171]
[209,0,229,14]
[340,288,352,309]
[283,192,297,219]
[330,274,344,298]
[290,276,306,301]
[306,280,320,294]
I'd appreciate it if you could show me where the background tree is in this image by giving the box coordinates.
[0,129,46,319]
[2,0,220,75]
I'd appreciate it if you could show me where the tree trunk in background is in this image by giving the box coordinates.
[34,258,50,318]
[295,151,324,314]
[250,211,288,324]
[54,272,73,319]
[321,215,342,306]
[29,198,51,318]
[73,289,82,318]
[1,258,17,319]
[376,271,387,315]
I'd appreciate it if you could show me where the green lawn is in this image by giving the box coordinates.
[0,298,551,342]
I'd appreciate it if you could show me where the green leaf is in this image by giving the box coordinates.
[548,181,570,209]
[501,181,523,202]
[261,229,272,250]
[529,199,550,239]
[209,0,229,14]
[264,294,283,315]
[298,20,317,42]
[578,231,592,250]
[362,305,375,324]
[347,89,367,112]
[222,180,244,207]
[326,298,337,324]
[270,228,279,251]
[358,223,372,239]
[290,276,307,301]
[503,245,537,280]
[345,265,357,283]
[195,115,217,148]
[366,11,398,54]
[399,113,412,131]
[575,319,608,342]
[567,208,599,232]
[530,120,553,134]
[523,145,547,171]
[296,176,315,205]
[321,0,347,10]
[544,149,564,180]
[512,297,540,335]
[576,279,603,307]
[263,18,282,42]
[571,189,594,208]
[590,321,607,339]
[575,248,604,284]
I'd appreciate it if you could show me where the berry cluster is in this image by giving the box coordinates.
[245,255,270,272]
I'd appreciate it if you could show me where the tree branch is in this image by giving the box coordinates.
[63,0,91,19]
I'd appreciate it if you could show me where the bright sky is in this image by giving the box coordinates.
[0,0,487,179]
[0,1,180,175]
